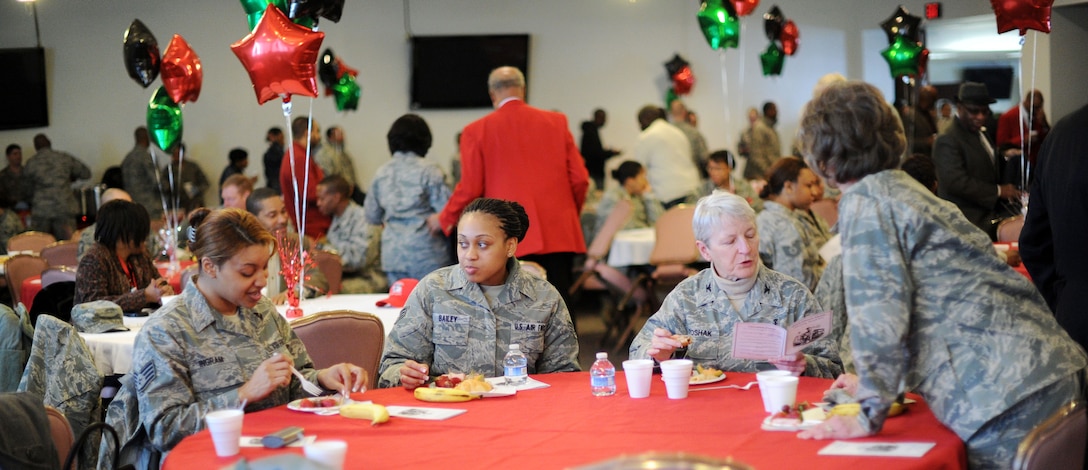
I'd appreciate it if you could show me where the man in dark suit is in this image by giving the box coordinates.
[1020,103,1088,351]
[580,108,619,189]
[933,82,1020,239]
[429,66,590,302]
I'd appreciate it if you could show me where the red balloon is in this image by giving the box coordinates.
[231,4,325,104]
[160,35,203,104]
[917,47,930,77]
[780,20,800,56]
[335,58,358,80]
[991,0,1053,35]
[732,0,760,16]
[672,65,695,95]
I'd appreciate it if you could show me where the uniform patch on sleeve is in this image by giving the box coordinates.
[136,361,156,392]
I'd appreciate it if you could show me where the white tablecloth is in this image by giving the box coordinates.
[606,228,656,267]
[79,293,401,375]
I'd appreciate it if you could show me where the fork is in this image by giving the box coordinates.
[291,366,325,396]
[689,381,758,392]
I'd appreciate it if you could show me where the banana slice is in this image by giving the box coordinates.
[414,386,480,403]
[339,403,390,425]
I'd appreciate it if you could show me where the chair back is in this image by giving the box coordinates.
[587,199,633,261]
[809,199,838,228]
[311,250,343,296]
[45,406,74,469]
[1013,401,1087,470]
[5,254,48,306]
[998,215,1025,243]
[7,231,57,255]
[39,241,78,269]
[648,205,700,266]
[291,310,384,388]
[41,266,77,288]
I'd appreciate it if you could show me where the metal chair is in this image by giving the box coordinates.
[40,240,79,269]
[311,250,343,296]
[1013,401,1087,470]
[6,231,57,255]
[291,310,384,388]
[4,254,48,306]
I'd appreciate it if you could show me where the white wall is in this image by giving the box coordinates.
[0,0,1008,190]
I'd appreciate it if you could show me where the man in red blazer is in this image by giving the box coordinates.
[430,66,590,302]
[280,116,332,240]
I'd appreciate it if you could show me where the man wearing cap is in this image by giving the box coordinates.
[934,82,1021,239]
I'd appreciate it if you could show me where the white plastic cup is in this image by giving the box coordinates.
[622,359,654,398]
[662,375,691,399]
[305,440,348,470]
[659,359,693,378]
[756,370,794,412]
[760,376,799,413]
[204,409,244,457]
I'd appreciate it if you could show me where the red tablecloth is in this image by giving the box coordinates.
[22,260,193,310]
[164,372,966,469]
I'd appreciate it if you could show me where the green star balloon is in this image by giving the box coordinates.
[881,36,924,78]
[760,43,784,76]
[331,74,360,112]
[697,0,741,50]
[147,86,183,152]
[240,0,314,30]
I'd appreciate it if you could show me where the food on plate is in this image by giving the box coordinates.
[692,364,723,382]
[827,401,905,417]
[434,372,467,388]
[414,387,480,403]
[454,373,493,393]
[296,397,341,409]
[672,334,693,347]
[771,403,811,421]
[340,403,390,425]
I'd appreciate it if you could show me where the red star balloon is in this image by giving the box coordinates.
[732,0,760,17]
[672,65,695,95]
[231,4,324,104]
[161,35,203,104]
[991,0,1053,35]
[780,20,799,56]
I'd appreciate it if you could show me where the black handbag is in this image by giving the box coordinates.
[63,422,134,470]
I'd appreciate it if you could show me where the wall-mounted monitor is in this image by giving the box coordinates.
[410,34,530,110]
[962,66,1014,100]
[0,47,49,130]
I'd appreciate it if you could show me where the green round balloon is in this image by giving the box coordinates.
[241,0,314,30]
[881,36,924,78]
[760,43,785,76]
[697,0,741,50]
[331,74,360,112]
[147,86,183,151]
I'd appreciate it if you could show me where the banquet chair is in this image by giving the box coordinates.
[40,240,79,269]
[518,260,547,280]
[291,310,384,387]
[612,204,701,353]
[810,199,838,228]
[45,405,75,469]
[41,266,77,289]
[1013,401,1086,470]
[997,215,1025,243]
[311,250,343,296]
[6,231,57,255]
[5,253,48,306]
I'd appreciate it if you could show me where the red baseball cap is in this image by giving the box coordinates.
[376,279,419,308]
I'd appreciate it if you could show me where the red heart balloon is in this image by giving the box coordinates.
[672,65,695,95]
[160,35,203,104]
[780,20,800,56]
[231,4,324,104]
[991,0,1053,35]
[732,0,760,17]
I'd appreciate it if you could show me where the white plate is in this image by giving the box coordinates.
[761,415,823,432]
[468,385,517,398]
[287,397,343,413]
[690,373,727,385]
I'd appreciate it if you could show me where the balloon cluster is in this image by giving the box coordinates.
[319,49,361,112]
[760,6,798,76]
[239,0,344,31]
[697,0,742,50]
[123,20,202,151]
[991,0,1053,35]
[664,54,696,103]
[878,6,928,79]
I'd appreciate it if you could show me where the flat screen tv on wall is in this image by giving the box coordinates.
[0,47,49,130]
[410,34,529,110]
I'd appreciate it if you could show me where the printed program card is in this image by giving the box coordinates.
[386,406,467,421]
[817,441,936,458]
[732,311,832,360]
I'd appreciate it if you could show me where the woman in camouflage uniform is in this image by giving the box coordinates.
[795,81,1086,469]
[379,198,580,389]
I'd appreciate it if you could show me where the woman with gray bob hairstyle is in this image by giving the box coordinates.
[629,191,842,378]
[795,81,1085,469]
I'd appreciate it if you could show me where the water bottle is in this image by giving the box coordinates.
[504,344,528,386]
[590,352,616,396]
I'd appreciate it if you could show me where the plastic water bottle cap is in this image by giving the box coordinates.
[596,352,608,359]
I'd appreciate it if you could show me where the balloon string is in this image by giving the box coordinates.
[150,147,171,234]
[299,97,316,300]
[904,76,916,160]
[1025,32,1037,194]
[719,48,731,151]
